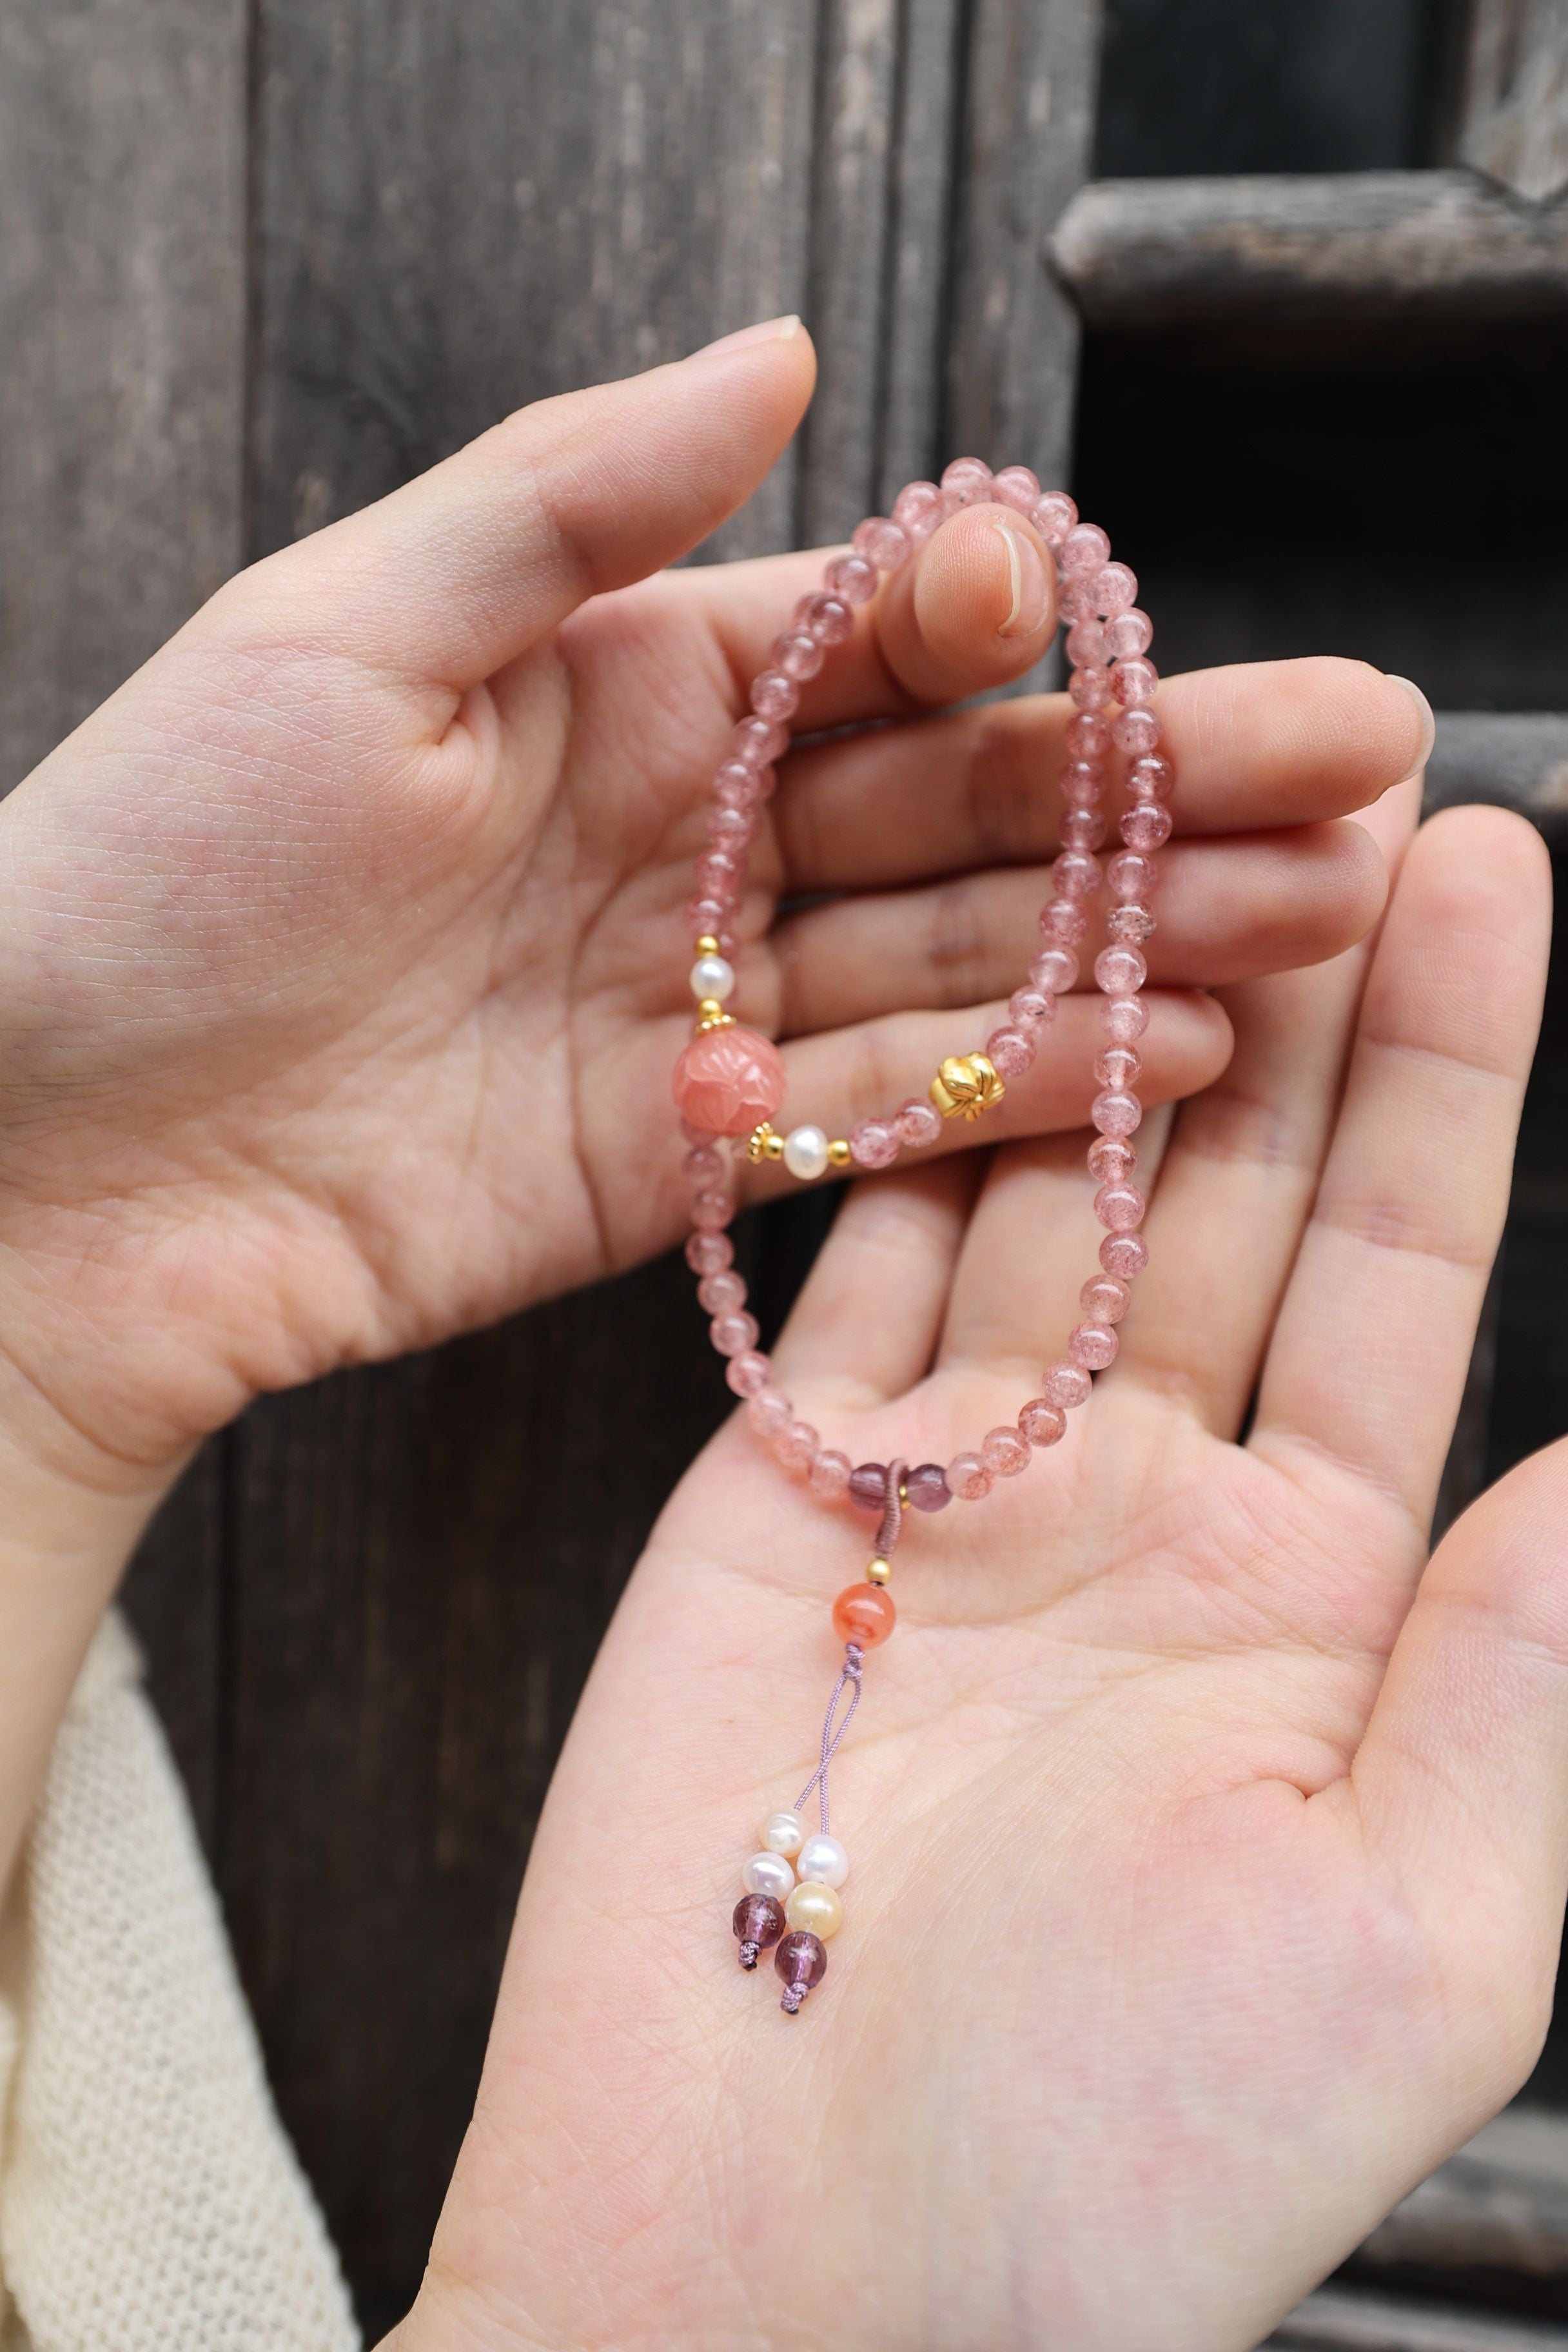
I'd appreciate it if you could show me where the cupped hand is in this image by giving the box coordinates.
[0,318,1422,1507]
[393,791,1558,2352]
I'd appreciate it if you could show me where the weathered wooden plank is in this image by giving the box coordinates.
[874,0,965,505]
[0,0,249,794]
[1271,2284,1568,2350]
[1050,172,1568,331]
[1460,0,1568,204]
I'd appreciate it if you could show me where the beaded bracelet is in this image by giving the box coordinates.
[670,458,1170,2013]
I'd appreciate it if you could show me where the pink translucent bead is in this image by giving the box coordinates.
[714,757,772,805]
[698,1268,746,1313]
[1129,753,1175,801]
[1081,1274,1131,1322]
[1107,904,1157,945]
[1059,522,1110,574]
[992,464,1040,512]
[1106,608,1153,659]
[1059,808,1106,852]
[1101,1233,1149,1279]
[1065,621,1108,668]
[1113,656,1157,707]
[710,1310,760,1356]
[1095,946,1147,995]
[853,516,912,571]
[1102,995,1150,1043]
[773,630,825,682]
[1039,897,1089,944]
[1108,849,1161,901]
[1041,1360,1092,1410]
[1064,712,1111,760]
[686,899,736,946]
[1092,1089,1142,1138]
[1030,945,1079,994]
[941,456,993,504]
[726,1352,772,1397]
[1090,562,1137,616]
[986,1026,1035,1078]
[1087,1135,1137,1182]
[849,1118,900,1170]
[774,1419,819,1473]
[798,591,855,646]
[746,1386,793,1436]
[1095,1181,1146,1233]
[1113,707,1162,758]
[733,714,789,766]
[896,1095,943,1148]
[1095,1046,1142,1088]
[947,1451,993,1501]
[1068,666,1112,710]
[1008,985,1054,1028]
[1019,1397,1067,1447]
[1057,576,1097,622]
[1070,1322,1118,1371]
[708,805,756,851]
[808,1448,854,1502]
[892,480,944,543]
[751,669,799,723]
[685,1230,734,1274]
[691,1188,734,1231]
[982,1426,1030,1478]
[680,1116,716,1145]
[1121,804,1172,852]
[683,1144,725,1186]
[1028,491,1077,545]
[1060,760,1106,807]
[695,850,742,899]
[1053,851,1101,901]
[827,552,879,605]
[672,1024,787,1137]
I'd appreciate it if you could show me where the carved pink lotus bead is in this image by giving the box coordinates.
[1106,608,1153,658]
[986,1026,1035,1078]
[1101,1233,1149,1279]
[850,1118,900,1170]
[896,1096,943,1148]
[1019,1398,1067,1447]
[1028,491,1077,545]
[1069,1322,1118,1371]
[672,1024,787,1137]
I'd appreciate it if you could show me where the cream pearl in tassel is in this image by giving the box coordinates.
[741,1851,796,1902]
[785,1881,843,1938]
[796,1832,848,1889]
[760,1808,805,1859]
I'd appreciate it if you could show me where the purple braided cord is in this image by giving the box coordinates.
[793,1643,864,1834]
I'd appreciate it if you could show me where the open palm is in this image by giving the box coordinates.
[398,788,1560,2352]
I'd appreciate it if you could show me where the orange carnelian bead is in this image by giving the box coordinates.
[831,1583,896,1648]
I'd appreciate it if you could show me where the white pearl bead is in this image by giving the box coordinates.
[782,1124,829,1181]
[741,1850,794,1901]
[760,1808,805,1859]
[690,954,735,1004]
[785,1880,843,1937]
[796,1833,848,1889]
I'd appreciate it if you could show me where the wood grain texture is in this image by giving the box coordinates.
[1050,170,1568,331]
[0,0,248,794]
[1460,0,1568,203]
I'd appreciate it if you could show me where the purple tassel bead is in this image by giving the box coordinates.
[732,1893,787,1970]
[775,1929,828,2014]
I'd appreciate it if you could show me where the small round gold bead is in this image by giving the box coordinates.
[866,1556,892,1585]
[694,934,720,956]
[765,1130,784,1160]
[695,1000,736,1033]
[827,1138,852,1166]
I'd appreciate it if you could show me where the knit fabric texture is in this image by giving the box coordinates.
[0,1612,360,2351]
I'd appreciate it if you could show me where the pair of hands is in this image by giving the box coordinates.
[0,317,1556,2351]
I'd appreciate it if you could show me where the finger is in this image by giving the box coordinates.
[772,658,1431,890]
[1251,806,1551,1533]
[210,318,818,696]
[1349,1440,1568,2030]
[770,1158,979,1404]
[739,988,1233,1207]
[769,823,1386,1037]
[1112,784,1416,1435]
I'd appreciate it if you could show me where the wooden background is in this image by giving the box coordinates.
[3,0,1567,2340]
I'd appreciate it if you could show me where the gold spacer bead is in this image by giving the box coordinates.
[746,1121,785,1162]
[866,1556,892,1585]
[827,1138,851,1166]
[765,1130,784,1160]
[696,1000,736,1033]
[694,934,720,956]
[930,1051,1005,1121]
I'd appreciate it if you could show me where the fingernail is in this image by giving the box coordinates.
[1386,674,1436,783]
[691,315,802,360]
[993,514,1050,640]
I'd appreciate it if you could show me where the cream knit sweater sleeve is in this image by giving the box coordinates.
[0,1612,360,2352]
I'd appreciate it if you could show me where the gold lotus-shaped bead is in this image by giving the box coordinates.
[930,1052,1005,1121]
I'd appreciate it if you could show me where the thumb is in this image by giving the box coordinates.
[223,317,816,692]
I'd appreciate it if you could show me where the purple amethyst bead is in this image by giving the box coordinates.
[848,1462,888,1512]
[905,1462,952,1512]
[775,1929,828,2014]
[732,1893,787,1970]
